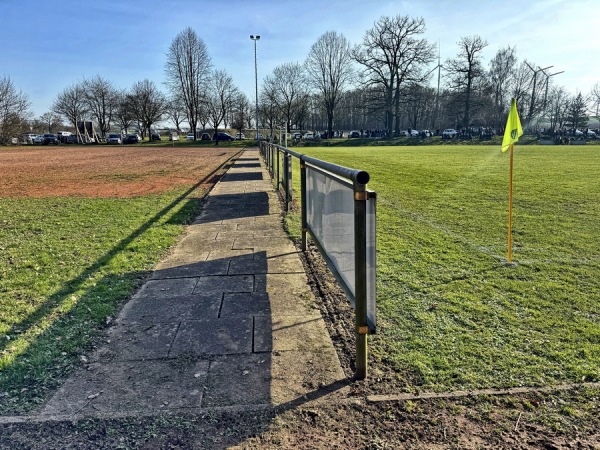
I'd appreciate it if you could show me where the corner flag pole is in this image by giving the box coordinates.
[501,98,523,264]
[507,143,514,263]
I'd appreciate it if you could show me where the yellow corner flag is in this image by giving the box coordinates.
[501,98,523,152]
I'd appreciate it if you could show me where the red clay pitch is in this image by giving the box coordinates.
[0,146,239,198]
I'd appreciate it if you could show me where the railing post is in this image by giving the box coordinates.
[287,153,292,210]
[276,147,280,191]
[354,181,368,380]
[300,159,307,251]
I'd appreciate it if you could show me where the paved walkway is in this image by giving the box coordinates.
[39,148,346,418]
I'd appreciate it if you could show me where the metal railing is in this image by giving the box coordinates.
[259,141,376,380]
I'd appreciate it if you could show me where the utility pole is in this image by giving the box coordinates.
[250,35,260,142]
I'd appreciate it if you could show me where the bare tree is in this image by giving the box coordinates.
[259,88,282,139]
[445,35,488,129]
[305,31,354,138]
[488,46,517,126]
[262,63,308,132]
[52,82,88,138]
[129,80,166,139]
[546,85,568,131]
[206,70,238,143]
[354,15,435,136]
[165,27,212,140]
[83,75,119,138]
[231,92,251,137]
[165,94,186,132]
[589,82,600,120]
[39,112,62,133]
[114,90,135,134]
[0,76,30,144]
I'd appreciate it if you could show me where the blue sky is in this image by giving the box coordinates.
[1,0,598,118]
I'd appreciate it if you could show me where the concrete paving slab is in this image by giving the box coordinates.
[270,348,347,406]
[105,321,179,360]
[170,318,253,356]
[220,292,271,317]
[227,252,305,275]
[201,354,271,407]
[42,359,210,415]
[119,294,221,323]
[192,275,254,294]
[151,259,230,279]
[254,316,333,353]
[133,277,198,298]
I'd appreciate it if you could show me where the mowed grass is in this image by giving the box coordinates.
[290,145,599,390]
[0,152,234,414]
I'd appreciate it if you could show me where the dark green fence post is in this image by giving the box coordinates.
[354,181,368,380]
[276,147,280,191]
[300,158,307,251]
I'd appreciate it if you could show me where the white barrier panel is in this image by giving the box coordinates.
[306,165,376,331]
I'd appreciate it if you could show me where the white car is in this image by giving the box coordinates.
[409,129,419,137]
[235,133,246,140]
[186,134,195,140]
[33,135,44,144]
[443,128,458,138]
[303,132,315,139]
[107,133,122,144]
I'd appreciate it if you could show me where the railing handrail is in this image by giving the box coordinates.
[259,140,376,380]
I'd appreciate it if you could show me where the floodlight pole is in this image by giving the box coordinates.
[250,35,260,143]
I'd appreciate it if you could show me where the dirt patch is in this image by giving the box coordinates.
[0,146,239,198]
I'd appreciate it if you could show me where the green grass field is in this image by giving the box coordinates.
[287,145,599,391]
[0,188,210,413]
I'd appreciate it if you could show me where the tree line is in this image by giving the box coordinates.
[1,16,599,144]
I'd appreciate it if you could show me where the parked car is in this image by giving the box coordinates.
[292,132,302,139]
[22,133,37,144]
[107,133,122,144]
[33,135,44,144]
[213,132,236,141]
[200,132,211,141]
[42,133,60,145]
[398,130,409,137]
[409,129,419,137]
[303,132,318,139]
[235,133,246,140]
[421,130,432,137]
[442,128,458,138]
[169,132,179,141]
[123,134,139,144]
[349,130,361,138]
[186,133,195,140]
[65,135,78,144]
[586,130,596,138]
[150,132,161,141]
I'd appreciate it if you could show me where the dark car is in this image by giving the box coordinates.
[150,132,161,141]
[42,134,60,145]
[200,132,211,141]
[213,132,235,141]
[123,134,139,144]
